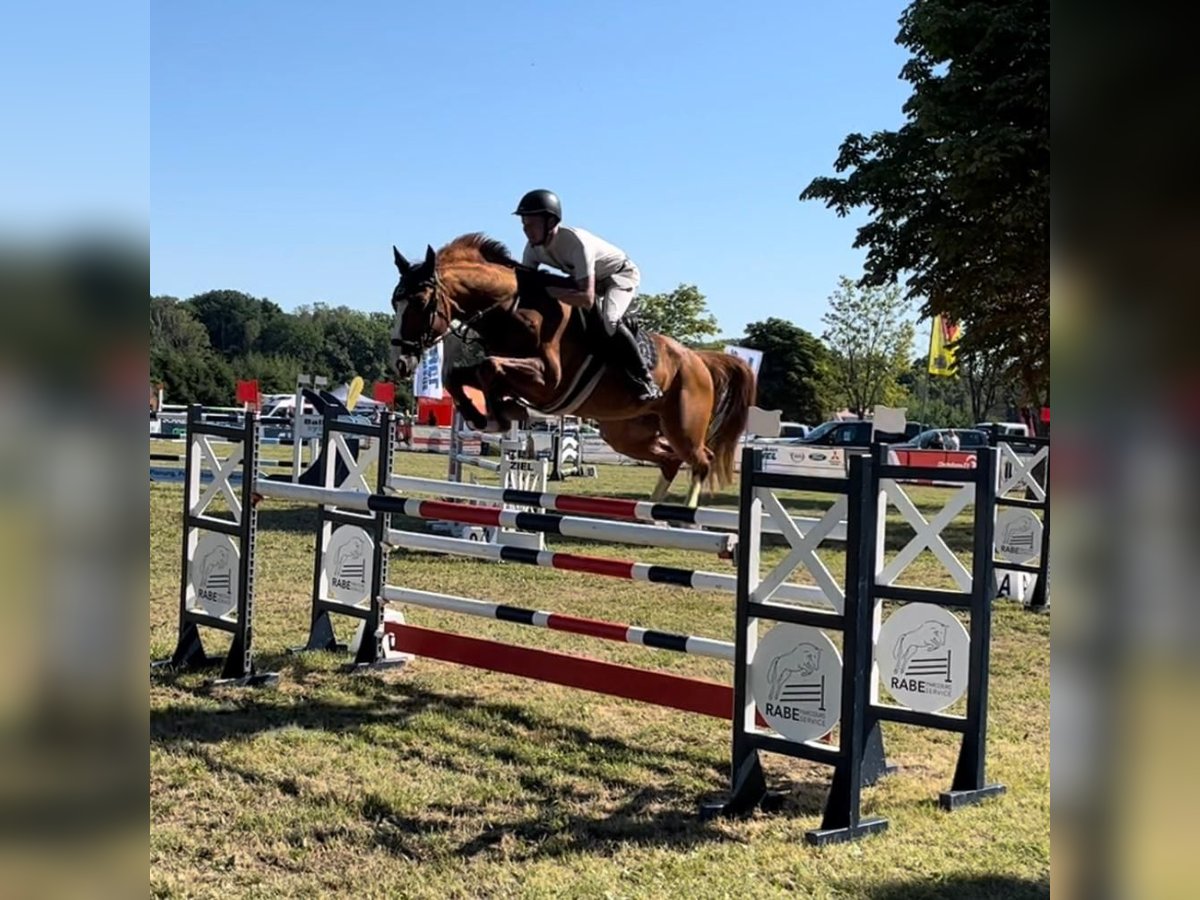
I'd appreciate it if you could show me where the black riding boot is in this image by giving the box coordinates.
[609,321,662,400]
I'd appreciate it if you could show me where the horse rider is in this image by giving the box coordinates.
[513,189,662,401]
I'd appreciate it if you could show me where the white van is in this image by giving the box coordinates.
[975,421,1030,438]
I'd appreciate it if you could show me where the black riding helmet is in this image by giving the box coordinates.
[513,189,562,221]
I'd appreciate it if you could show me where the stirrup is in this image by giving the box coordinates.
[631,378,662,401]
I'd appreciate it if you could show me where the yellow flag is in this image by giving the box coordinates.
[928,315,960,376]
[345,376,364,410]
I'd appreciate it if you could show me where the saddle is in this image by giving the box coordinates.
[511,268,658,413]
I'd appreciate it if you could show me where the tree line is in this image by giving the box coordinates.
[151,290,415,410]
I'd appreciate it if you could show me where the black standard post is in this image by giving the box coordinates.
[806,452,889,845]
[300,407,343,653]
[216,409,278,686]
[351,409,399,669]
[158,404,210,672]
[942,446,1005,808]
[701,446,767,817]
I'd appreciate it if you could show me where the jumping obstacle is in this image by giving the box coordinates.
[443,410,548,549]
[151,403,394,676]
[547,415,595,480]
[149,386,361,488]
[158,404,1006,845]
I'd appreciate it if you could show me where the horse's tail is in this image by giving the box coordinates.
[701,351,756,489]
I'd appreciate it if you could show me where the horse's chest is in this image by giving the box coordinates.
[496,310,543,352]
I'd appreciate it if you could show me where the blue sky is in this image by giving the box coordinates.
[151,0,913,339]
[3,4,147,236]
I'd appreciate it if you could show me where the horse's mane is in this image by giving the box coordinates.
[437,232,515,267]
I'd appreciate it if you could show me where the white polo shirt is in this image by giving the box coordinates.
[522,225,631,284]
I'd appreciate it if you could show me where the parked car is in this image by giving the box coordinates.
[896,428,989,450]
[787,419,934,452]
[798,419,874,447]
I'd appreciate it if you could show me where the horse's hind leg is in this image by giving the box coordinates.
[600,418,680,498]
[658,361,716,508]
[650,461,682,503]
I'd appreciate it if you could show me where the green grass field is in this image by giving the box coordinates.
[150,446,1050,899]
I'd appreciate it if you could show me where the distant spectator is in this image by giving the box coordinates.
[944,429,961,451]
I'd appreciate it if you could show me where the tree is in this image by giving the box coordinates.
[151,295,211,357]
[739,318,832,424]
[184,289,283,359]
[821,277,915,418]
[898,357,971,427]
[151,295,237,405]
[634,284,719,347]
[151,347,236,406]
[956,345,1026,424]
[798,0,1049,407]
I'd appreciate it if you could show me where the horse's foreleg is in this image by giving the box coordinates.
[477,356,549,431]
[444,365,489,431]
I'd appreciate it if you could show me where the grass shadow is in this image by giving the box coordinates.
[152,679,839,862]
[254,506,321,534]
[853,874,1049,899]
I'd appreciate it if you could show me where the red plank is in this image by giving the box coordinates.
[386,623,734,719]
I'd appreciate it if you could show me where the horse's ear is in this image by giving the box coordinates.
[394,246,410,274]
[424,244,436,269]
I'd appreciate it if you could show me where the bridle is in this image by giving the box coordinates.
[391,263,522,358]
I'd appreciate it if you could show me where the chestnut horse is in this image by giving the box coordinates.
[389,234,755,506]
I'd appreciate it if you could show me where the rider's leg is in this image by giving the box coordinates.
[599,278,662,401]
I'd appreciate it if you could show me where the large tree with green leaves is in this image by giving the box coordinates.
[799,0,1048,407]
[821,276,915,418]
[739,318,832,424]
[634,284,719,347]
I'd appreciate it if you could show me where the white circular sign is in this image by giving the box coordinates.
[188,533,239,618]
[877,603,970,713]
[750,624,842,743]
[995,508,1043,564]
[324,526,374,607]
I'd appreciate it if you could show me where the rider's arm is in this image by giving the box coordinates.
[543,229,596,308]
[547,274,595,308]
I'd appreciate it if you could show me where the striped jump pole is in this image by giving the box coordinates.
[388,473,847,542]
[381,585,735,660]
[387,624,736,719]
[454,453,501,474]
[385,528,834,608]
[152,452,292,468]
[256,480,737,556]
